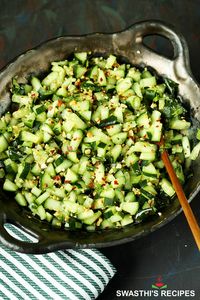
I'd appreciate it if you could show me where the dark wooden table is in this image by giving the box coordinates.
[0,1,200,299]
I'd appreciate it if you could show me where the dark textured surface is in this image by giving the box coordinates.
[0,1,200,299]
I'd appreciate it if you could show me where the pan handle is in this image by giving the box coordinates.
[0,211,51,254]
[124,20,192,80]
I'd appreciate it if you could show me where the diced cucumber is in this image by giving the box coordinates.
[24,192,36,204]
[15,193,27,206]
[100,188,115,199]
[169,119,190,130]
[136,112,150,129]
[74,52,87,64]
[105,55,116,69]
[127,67,141,81]
[21,131,40,144]
[70,130,83,151]
[94,163,105,184]
[89,65,98,79]
[132,141,157,153]
[37,205,46,220]
[65,168,78,183]
[116,77,132,94]
[182,136,190,158]
[98,69,107,86]
[1,51,198,232]
[82,211,101,225]
[121,215,133,226]
[74,65,87,78]
[160,178,175,197]
[125,192,136,202]
[140,151,156,161]
[133,82,142,97]
[44,198,61,211]
[36,191,50,205]
[0,168,5,178]
[124,153,138,167]
[110,144,122,162]
[190,141,200,160]
[0,135,8,153]
[106,124,122,136]
[111,132,127,144]
[140,76,156,88]
[142,163,158,178]
[121,202,139,215]
[31,186,42,197]
[3,179,18,192]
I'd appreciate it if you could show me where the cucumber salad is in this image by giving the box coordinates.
[0,52,200,231]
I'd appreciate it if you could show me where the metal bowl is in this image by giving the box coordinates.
[0,20,200,254]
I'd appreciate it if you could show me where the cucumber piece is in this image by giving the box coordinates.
[126,96,141,110]
[31,77,42,92]
[110,144,122,162]
[44,198,61,211]
[182,136,190,158]
[124,153,138,167]
[15,193,27,206]
[127,67,141,81]
[116,78,132,94]
[31,163,41,176]
[24,192,36,204]
[36,191,50,205]
[132,141,157,153]
[0,135,8,153]
[19,163,31,179]
[65,168,78,183]
[37,205,46,220]
[74,65,87,78]
[133,82,142,97]
[4,158,18,174]
[89,65,98,80]
[94,163,105,184]
[0,168,5,178]
[3,179,18,192]
[125,192,136,202]
[74,52,87,64]
[142,163,158,178]
[82,211,101,225]
[140,151,156,161]
[136,112,150,129]
[111,132,127,145]
[70,130,83,151]
[31,186,42,197]
[169,119,190,130]
[106,124,122,136]
[190,142,200,160]
[140,76,156,88]
[121,202,139,215]
[100,188,115,199]
[97,69,107,86]
[21,131,40,144]
[121,215,133,226]
[160,178,175,197]
[40,172,54,190]
[105,55,116,69]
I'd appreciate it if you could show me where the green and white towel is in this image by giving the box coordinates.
[0,224,116,300]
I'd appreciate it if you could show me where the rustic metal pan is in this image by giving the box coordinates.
[0,20,200,254]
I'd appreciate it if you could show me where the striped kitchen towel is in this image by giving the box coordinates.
[0,224,116,300]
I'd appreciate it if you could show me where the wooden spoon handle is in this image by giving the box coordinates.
[161,149,200,251]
